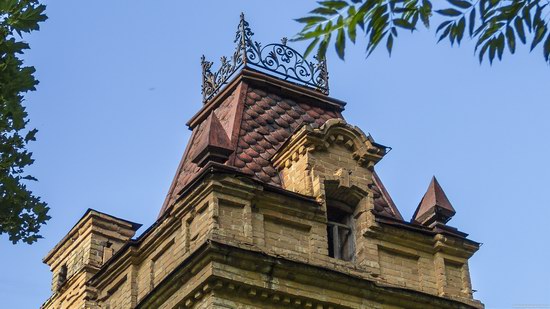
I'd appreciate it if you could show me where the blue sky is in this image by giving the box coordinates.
[1,1,549,308]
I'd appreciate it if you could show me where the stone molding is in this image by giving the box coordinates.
[272,118,386,172]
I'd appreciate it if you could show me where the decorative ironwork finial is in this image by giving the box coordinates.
[201,14,330,103]
[314,55,329,94]
[235,12,254,65]
[281,37,288,46]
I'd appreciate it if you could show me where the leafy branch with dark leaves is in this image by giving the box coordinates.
[0,0,50,244]
[294,0,550,64]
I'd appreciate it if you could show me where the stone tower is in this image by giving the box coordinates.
[41,15,483,309]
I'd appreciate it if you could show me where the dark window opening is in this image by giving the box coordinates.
[326,200,354,261]
[57,264,68,290]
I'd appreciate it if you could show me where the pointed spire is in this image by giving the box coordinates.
[236,12,253,65]
[412,176,456,227]
[190,112,233,167]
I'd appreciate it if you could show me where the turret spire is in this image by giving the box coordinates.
[190,111,233,167]
[412,176,456,227]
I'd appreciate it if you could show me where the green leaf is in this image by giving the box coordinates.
[386,34,394,56]
[436,20,452,33]
[478,40,490,63]
[319,1,349,10]
[456,17,466,44]
[348,17,357,43]
[533,5,544,26]
[469,9,476,37]
[531,24,547,51]
[295,16,328,24]
[6,4,47,34]
[476,21,504,49]
[336,27,346,59]
[24,129,38,142]
[514,17,526,44]
[420,10,430,28]
[448,0,472,9]
[413,11,420,26]
[450,24,456,45]
[523,4,532,31]
[0,0,50,244]
[22,175,38,181]
[393,18,415,31]
[324,20,334,34]
[318,33,331,59]
[498,3,522,21]
[0,0,17,11]
[357,12,366,30]
[310,7,340,16]
[480,0,487,19]
[366,12,389,58]
[438,24,452,42]
[489,39,496,64]
[423,0,433,10]
[304,37,320,58]
[294,32,320,41]
[497,33,505,60]
[347,4,356,16]
[336,14,344,27]
[544,33,550,62]
[505,25,515,54]
[436,8,462,16]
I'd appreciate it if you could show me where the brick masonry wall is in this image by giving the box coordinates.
[43,128,481,309]
[44,173,481,309]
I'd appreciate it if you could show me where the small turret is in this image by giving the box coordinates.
[190,111,233,167]
[42,209,140,308]
[412,176,456,227]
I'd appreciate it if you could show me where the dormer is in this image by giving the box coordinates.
[272,119,402,263]
[272,118,396,214]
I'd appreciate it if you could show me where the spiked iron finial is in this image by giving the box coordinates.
[281,37,288,46]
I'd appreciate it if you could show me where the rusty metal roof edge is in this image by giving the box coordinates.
[187,68,346,129]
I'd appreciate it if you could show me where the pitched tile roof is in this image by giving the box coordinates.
[160,72,402,220]
[234,87,339,184]
[372,172,403,220]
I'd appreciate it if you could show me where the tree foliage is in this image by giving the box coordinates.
[295,0,550,64]
[0,0,49,244]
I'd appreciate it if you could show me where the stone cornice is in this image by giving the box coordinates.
[137,240,483,309]
[371,216,480,259]
[43,209,141,266]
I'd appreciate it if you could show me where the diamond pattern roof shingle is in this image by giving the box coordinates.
[236,88,339,185]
